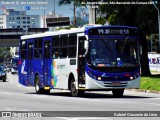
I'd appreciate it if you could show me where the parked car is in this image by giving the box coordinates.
[6,65,11,72]
[0,66,7,82]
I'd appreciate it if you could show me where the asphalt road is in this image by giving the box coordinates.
[0,72,160,120]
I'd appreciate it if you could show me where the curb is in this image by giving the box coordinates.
[127,89,160,94]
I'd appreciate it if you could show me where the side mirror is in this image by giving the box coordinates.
[84,40,88,50]
[83,40,89,57]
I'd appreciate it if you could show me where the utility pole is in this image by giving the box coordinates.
[153,0,160,52]
[89,6,96,24]
[43,0,46,28]
[54,0,55,17]
[74,1,76,27]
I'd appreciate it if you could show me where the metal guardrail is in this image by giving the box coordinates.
[0,28,23,35]
[28,28,49,34]
[0,28,49,35]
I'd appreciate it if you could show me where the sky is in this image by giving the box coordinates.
[0,0,75,18]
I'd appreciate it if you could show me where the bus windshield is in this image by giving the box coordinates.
[87,38,139,67]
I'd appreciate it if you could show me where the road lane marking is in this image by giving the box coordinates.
[57,117,112,120]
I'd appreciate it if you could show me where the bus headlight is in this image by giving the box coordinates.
[98,77,101,80]
[130,76,134,80]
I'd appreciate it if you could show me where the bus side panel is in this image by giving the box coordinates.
[43,59,53,88]
[32,59,43,86]
[52,59,67,89]
[48,59,53,88]
[52,59,77,89]
[19,59,28,86]
[19,59,54,88]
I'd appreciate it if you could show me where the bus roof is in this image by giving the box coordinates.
[20,25,138,40]
[84,25,138,31]
[21,27,85,40]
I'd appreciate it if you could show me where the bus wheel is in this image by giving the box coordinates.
[44,89,50,94]
[70,79,78,97]
[112,89,124,97]
[70,79,84,97]
[3,79,6,82]
[35,75,44,94]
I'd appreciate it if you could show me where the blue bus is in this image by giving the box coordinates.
[19,25,140,97]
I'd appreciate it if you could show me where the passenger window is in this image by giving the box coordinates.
[21,41,27,49]
[60,36,68,46]
[68,34,77,58]
[68,47,76,58]
[60,47,67,58]
[20,40,27,59]
[52,36,59,47]
[52,36,60,59]
[69,35,77,45]
[21,50,27,59]
[52,48,59,58]
[34,38,42,59]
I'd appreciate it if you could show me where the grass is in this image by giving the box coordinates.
[140,75,160,91]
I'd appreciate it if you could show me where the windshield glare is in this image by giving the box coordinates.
[87,38,139,67]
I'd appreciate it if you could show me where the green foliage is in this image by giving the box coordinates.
[99,0,159,34]
[58,0,72,6]
[141,76,160,91]
[58,0,83,7]
[96,16,106,25]
[0,47,12,64]
[76,17,89,26]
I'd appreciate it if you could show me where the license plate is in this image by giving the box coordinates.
[112,82,120,86]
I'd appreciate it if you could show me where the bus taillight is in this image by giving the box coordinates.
[18,60,22,65]
[124,73,130,77]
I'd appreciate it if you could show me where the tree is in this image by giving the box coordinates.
[98,0,159,76]
[0,47,12,64]
[58,0,99,27]
[96,16,106,25]
[58,0,83,27]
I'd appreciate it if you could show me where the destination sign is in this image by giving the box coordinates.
[88,27,138,36]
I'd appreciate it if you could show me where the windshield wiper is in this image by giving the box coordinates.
[121,37,128,53]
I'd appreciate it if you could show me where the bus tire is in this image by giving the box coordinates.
[35,75,44,94]
[44,89,50,94]
[70,78,84,97]
[3,79,6,82]
[112,89,124,97]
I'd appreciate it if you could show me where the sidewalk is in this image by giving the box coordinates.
[129,89,160,94]
[151,71,160,75]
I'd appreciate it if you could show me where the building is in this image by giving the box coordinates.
[41,11,65,30]
[0,9,40,32]
[0,9,40,57]
[10,47,19,57]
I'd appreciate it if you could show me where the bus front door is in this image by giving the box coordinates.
[27,42,34,85]
[43,39,52,87]
[78,36,86,88]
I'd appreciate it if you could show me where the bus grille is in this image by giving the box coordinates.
[104,82,127,87]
